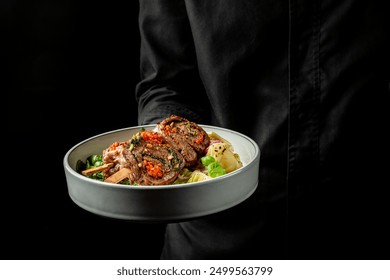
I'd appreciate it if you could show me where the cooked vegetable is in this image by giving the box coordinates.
[201,155,226,178]
[207,161,226,178]
[173,168,193,184]
[81,163,113,176]
[105,168,132,184]
[206,142,242,173]
[77,155,110,181]
[201,155,216,166]
[187,170,211,183]
[76,154,104,173]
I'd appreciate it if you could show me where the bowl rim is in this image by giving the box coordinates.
[63,124,260,191]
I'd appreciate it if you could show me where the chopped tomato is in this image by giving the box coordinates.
[163,125,178,135]
[109,142,120,150]
[195,134,204,144]
[144,160,163,178]
[141,131,163,144]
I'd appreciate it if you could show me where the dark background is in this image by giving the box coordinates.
[5,1,166,259]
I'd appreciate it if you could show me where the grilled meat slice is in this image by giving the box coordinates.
[158,115,210,166]
[131,130,185,185]
[102,141,142,184]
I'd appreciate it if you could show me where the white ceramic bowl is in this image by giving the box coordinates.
[63,125,260,222]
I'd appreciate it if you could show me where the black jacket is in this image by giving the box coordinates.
[136,0,390,259]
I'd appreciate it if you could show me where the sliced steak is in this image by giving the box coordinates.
[158,115,210,166]
[130,130,185,185]
[102,141,141,184]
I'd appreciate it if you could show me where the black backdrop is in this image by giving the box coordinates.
[5,1,166,259]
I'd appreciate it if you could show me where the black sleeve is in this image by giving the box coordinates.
[135,0,211,125]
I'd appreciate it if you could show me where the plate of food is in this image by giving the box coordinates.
[63,115,260,222]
